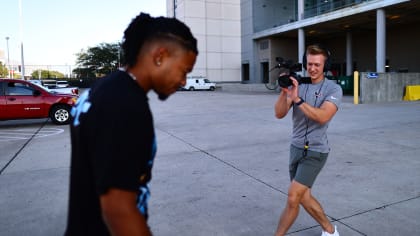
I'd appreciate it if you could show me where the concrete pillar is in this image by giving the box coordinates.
[298,0,304,20]
[298,0,305,76]
[298,29,305,62]
[377,9,386,73]
[252,40,259,83]
[298,29,305,76]
[346,31,353,76]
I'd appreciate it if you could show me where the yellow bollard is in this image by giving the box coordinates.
[353,71,359,104]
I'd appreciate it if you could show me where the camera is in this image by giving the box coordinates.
[275,57,311,88]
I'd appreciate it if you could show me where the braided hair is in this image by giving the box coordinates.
[122,13,198,68]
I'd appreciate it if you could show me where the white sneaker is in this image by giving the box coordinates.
[322,225,339,236]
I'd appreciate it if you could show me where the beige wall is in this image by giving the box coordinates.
[169,0,241,83]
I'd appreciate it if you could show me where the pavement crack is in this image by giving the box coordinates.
[313,195,420,236]
[338,195,420,221]
[0,120,48,175]
[159,128,420,236]
[161,130,368,235]
[158,128,288,196]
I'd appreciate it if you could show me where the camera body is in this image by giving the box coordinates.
[275,57,311,88]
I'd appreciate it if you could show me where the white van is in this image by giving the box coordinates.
[182,77,216,91]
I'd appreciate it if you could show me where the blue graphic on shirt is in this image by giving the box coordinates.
[137,185,151,217]
[71,90,92,126]
[136,136,157,218]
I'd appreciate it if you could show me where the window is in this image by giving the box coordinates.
[0,82,4,96]
[6,82,35,96]
[242,63,250,81]
[260,40,269,50]
[261,62,269,83]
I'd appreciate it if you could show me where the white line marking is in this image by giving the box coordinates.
[0,128,64,141]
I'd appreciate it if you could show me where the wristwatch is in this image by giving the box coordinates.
[295,97,305,106]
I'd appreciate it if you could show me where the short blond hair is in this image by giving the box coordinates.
[306,44,328,59]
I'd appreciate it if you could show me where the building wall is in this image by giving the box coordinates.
[252,0,296,32]
[240,0,254,83]
[168,0,242,83]
[242,0,420,84]
[317,21,420,74]
[381,22,419,73]
[253,38,300,84]
[360,72,420,103]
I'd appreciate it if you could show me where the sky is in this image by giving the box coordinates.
[0,0,166,71]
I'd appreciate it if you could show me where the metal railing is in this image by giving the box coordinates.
[304,0,372,18]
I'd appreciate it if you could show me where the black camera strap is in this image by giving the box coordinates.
[302,79,325,156]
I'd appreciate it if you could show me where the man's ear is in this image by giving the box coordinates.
[152,47,168,67]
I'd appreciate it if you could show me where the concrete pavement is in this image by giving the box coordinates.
[1,85,419,235]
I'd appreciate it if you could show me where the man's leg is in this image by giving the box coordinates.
[300,189,334,234]
[274,180,309,236]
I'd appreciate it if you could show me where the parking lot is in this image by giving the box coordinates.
[1,88,420,235]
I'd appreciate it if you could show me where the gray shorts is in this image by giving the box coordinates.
[289,144,328,188]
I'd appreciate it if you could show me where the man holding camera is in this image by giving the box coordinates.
[274,44,342,236]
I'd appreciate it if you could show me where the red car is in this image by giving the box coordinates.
[0,78,77,125]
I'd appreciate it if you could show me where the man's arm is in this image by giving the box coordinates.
[275,88,293,119]
[100,188,152,236]
[280,77,338,124]
[292,97,337,125]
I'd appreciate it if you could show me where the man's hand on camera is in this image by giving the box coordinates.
[286,77,299,102]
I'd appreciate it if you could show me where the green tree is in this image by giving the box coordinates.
[73,42,121,78]
[31,69,64,79]
[0,62,9,77]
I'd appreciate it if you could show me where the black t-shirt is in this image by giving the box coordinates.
[65,70,156,235]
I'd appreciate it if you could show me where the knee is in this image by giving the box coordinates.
[286,192,302,208]
[286,180,308,208]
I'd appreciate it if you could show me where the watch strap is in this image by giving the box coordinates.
[295,97,305,106]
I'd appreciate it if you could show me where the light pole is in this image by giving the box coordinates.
[5,37,10,78]
[19,0,25,79]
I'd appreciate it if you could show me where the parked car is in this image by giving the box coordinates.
[41,79,58,88]
[182,77,216,91]
[56,80,69,88]
[0,78,77,125]
[28,79,79,95]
